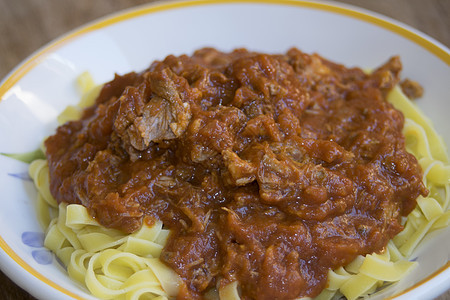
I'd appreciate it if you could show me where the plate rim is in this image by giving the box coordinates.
[1,0,449,100]
[0,0,449,299]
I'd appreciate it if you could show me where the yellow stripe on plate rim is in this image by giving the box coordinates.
[0,0,449,299]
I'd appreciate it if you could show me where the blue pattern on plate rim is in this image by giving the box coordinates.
[21,232,45,248]
[31,249,53,265]
[21,231,53,265]
[7,172,32,181]
[8,166,55,265]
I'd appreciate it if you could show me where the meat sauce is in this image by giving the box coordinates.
[45,48,428,299]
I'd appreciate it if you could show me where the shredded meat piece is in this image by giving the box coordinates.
[114,68,192,153]
[222,149,257,186]
[400,78,424,99]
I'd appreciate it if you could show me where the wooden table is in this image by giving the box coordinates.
[0,0,449,299]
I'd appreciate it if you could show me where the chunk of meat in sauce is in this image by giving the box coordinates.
[400,78,424,99]
[45,48,428,299]
[114,68,193,153]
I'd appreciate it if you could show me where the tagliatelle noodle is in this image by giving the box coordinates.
[29,159,57,229]
[57,71,100,124]
[388,87,449,162]
[219,281,241,300]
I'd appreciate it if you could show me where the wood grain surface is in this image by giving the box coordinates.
[0,0,449,299]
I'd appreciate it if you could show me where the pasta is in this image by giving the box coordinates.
[28,59,449,300]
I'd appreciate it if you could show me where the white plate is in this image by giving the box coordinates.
[0,1,449,299]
